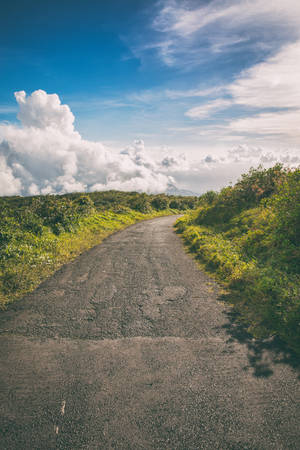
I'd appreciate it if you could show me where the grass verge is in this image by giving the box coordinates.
[0,209,175,307]
[175,165,300,356]
[175,216,300,355]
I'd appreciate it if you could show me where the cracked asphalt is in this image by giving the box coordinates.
[0,215,299,449]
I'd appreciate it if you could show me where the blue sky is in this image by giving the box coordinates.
[0,0,299,195]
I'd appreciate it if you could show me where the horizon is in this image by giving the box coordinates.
[0,0,299,196]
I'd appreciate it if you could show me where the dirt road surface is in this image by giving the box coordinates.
[0,216,299,449]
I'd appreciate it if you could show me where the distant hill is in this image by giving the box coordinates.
[166,183,198,197]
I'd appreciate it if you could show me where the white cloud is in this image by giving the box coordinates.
[15,90,77,135]
[165,159,254,193]
[185,99,232,119]
[183,40,300,143]
[155,0,300,37]
[165,86,224,99]
[260,152,278,163]
[149,2,300,144]
[0,90,298,198]
[203,155,218,164]
[227,144,300,166]
[0,90,175,196]
[280,153,300,164]
[228,145,263,162]
[0,155,22,196]
[151,0,300,66]
[228,110,300,137]
[229,41,300,109]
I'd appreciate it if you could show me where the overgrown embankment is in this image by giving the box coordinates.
[175,165,300,354]
[0,191,197,307]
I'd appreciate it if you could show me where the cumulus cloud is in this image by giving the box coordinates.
[228,145,263,162]
[0,154,22,196]
[156,144,298,194]
[15,90,77,134]
[279,153,300,164]
[260,152,278,163]
[0,90,298,198]
[203,155,218,164]
[0,90,175,196]
[227,144,300,166]
[160,153,189,170]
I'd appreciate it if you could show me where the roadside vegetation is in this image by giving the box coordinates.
[175,165,300,354]
[0,191,197,307]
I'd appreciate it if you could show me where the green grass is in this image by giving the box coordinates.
[0,208,177,307]
[1,189,198,308]
[175,165,300,354]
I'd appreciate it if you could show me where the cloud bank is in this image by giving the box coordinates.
[0,90,298,197]
[0,90,176,196]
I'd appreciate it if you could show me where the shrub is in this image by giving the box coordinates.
[18,208,44,235]
[169,199,181,209]
[73,195,95,216]
[129,194,152,213]
[268,169,300,247]
[176,164,300,354]
[151,195,169,210]
[198,190,218,205]
[196,165,289,227]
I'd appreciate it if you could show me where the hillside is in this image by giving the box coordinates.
[0,191,197,307]
[175,165,300,354]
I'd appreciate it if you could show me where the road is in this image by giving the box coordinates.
[0,215,299,449]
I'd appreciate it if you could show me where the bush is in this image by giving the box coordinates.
[169,199,181,209]
[129,194,152,213]
[176,164,300,354]
[196,164,289,227]
[268,169,300,247]
[151,195,169,210]
[73,195,95,216]
[18,208,44,235]
[0,189,183,307]
[198,190,218,205]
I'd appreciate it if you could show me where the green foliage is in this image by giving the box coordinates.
[176,165,300,354]
[33,196,85,234]
[198,190,218,205]
[268,169,300,247]
[128,194,152,213]
[196,164,288,227]
[169,197,197,210]
[151,195,169,210]
[169,199,180,209]
[0,190,198,307]
[73,194,95,216]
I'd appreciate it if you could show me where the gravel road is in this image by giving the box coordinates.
[0,215,299,449]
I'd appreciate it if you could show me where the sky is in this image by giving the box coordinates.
[0,0,299,196]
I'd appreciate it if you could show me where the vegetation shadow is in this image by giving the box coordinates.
[218,292,300,379]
